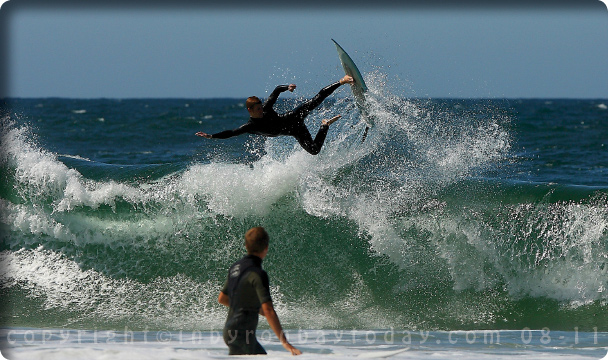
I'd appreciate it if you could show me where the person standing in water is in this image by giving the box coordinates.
[218,227,301,355]
[196,75,354,155]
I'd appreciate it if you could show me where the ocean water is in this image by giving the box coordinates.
[1,73,607,358]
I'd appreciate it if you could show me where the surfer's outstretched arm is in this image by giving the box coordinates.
[195,123,252,139]
[264,84,295,110]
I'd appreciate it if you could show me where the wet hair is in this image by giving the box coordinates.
[246,96,262,109]
[245,227,269,254]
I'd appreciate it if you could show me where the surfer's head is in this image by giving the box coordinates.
[246,96,263,118]
[245,226,269,257]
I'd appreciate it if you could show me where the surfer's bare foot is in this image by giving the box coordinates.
[339,75,354,85]
[322,115,341,126]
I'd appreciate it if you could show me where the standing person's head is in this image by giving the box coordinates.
[245,226,269,258]
[246,97,263,118]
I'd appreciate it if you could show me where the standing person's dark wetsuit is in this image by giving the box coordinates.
[196,75,353,155]
[218,227,301,355]
[221,254,270,355]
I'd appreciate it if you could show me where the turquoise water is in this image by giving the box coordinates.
[1,75,607,357]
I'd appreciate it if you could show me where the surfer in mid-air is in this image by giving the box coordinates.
[196,75,354,155]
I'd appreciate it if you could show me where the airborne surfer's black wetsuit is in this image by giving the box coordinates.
[220,254,271,355]
[209,81,343,155]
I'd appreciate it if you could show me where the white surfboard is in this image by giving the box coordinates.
[332,39,374,131]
